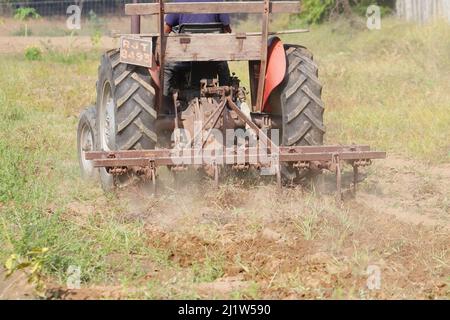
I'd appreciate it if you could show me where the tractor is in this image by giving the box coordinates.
[77,0,385,200]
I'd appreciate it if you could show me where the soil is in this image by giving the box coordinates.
[30,155,449,300]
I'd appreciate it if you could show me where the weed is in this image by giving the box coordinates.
[25,46,42,61]
[13,7,40,37]
[4,247,49,297]
[192,254,225,283]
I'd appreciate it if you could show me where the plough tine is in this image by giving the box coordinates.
[213,163,220,189]
[353,163,358,195]
[276,164,282,190]
[334,154,343,202]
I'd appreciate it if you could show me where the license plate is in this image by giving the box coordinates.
[120,36,152,68]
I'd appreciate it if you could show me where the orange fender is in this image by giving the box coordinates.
[148,54,160,88]
[263,37,286,112]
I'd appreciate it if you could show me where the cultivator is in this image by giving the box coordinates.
[86,144,383,197]
[77,0,386,200]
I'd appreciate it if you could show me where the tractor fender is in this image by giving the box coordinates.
[148,54,160,88]
[263,36,286,112]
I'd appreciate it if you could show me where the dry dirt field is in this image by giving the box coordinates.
[4,157,448,300]
[48,158,450,300]
[0,17,449,300]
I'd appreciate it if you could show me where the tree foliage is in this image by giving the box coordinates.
[301,0,396,24]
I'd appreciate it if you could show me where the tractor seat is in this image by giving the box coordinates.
[177,23,225,34]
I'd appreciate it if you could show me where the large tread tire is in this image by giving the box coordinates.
[96,49,157,191]
[269,45,325,182]
[77,106,98,180]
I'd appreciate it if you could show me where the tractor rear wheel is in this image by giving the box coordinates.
[269,45,325,183]
[96,49,157,191]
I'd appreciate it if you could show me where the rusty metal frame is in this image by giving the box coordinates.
[255,0,270,113]
[86,143,385,199]
[128,1,304,113]
[86,146,385,167]
[107,1,388,199]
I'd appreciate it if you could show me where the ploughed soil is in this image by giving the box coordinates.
[3,155,447,300]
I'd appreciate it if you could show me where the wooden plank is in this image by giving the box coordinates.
[125,1,300,16]
[114,29,309,38]
[163,33,262,62]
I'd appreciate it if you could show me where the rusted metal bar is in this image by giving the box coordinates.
[275,162,282,189]
[85,145,375,161]
[255,0,270,113]
[201,100,227,148]
[172,91,180,145]
[214,163,219,188]
[130,0,141,34]
[353,164,358,194]
[279,151,385,162]
[186,98,227,148]
[334,154,342,202]
[248,61,259,108]
[125,1,301,16]
[157,0,165,115]
[86,148,386,168]
[226,97,279,152]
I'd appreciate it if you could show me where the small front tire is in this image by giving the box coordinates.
[77,106,99,180]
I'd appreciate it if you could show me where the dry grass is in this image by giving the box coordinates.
[234,17,450,163]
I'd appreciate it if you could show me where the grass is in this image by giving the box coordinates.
[233,17,450,163]
[289,18,450,163]
[1,16,157,38]
[0,49,167,289]
[0,16,449,299]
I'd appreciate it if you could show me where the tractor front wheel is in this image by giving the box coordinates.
[77,106,98,180]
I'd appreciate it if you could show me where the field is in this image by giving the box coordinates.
[0,16,449,299]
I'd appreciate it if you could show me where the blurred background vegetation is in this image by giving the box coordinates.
[1,1,396,23]
[300,0,395,24]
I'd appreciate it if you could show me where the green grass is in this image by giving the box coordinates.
[0,50,168,288]
[0,17,449,297]
[285,18,450,162]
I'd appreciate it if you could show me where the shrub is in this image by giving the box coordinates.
[300,0,395,24]
[25,46,42,61]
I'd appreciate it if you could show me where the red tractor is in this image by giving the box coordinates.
[77,1,385,199]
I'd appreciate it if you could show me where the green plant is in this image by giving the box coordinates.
[295,211,319,240]
[14,7,40,37]
[90,30,102,48]
[301,0,335,24]
[300,0,395,24]
[192,255,224,283]
[88,9,104,31]
[39,38,88,65]
[25,46,42,61]
[4,248,49,298]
